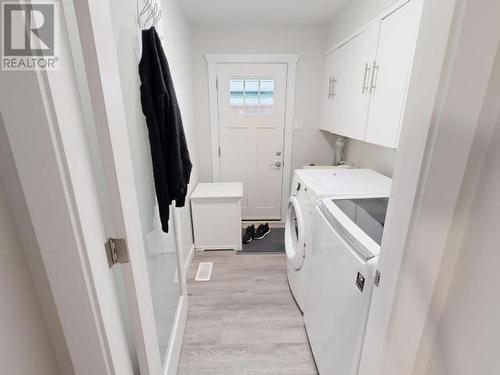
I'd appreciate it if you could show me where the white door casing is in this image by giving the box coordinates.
[207,54,299,222]
[216,63,287,220]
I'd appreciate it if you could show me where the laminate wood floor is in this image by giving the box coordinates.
[178,251,318,375]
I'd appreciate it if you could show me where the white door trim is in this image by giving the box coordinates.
[162,293,188,375]
[206,54,299,222]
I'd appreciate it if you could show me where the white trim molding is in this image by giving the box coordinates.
[205,53,299,222]
[162,295,188,375]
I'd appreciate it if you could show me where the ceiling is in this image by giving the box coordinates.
[179,0,350,25]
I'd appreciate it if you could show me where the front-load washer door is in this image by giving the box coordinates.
[285,196,306,270]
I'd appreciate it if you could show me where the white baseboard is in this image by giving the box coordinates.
[195,245,241,251]
[162,295,188,375]
[242,221,285,228]
[161,244,193,375]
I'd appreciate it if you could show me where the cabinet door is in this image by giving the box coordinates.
[320,50,340,132]
[331,23,379,140]
[365,0,421,148]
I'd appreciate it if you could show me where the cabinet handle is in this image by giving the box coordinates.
[331,77,337,98]
[370,61,380,94]
[362,63,371,95]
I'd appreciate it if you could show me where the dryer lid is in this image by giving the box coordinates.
[295,169,392,197]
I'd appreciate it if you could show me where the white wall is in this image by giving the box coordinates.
[327,0,400,47]
[0,179,61,375]
[160,0,199,268]
[327,0,401,177]
[192,23,336,182]
[418,45,500,375]
[423,113,500,375]
[105,0,199,362]
[108,0,198,270]
[345,140,396,177]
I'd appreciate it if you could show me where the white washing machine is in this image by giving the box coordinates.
[284,169,391,312]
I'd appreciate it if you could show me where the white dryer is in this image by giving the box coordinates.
[284,169,391,312]
[304,196,389,375]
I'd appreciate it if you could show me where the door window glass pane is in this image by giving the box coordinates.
[229,79,245,106]
[230,78,274,113]
[260,79,274,107]
[245,79,259,92]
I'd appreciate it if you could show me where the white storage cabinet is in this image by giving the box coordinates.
[320,0,422,149]
[191,183,243,251]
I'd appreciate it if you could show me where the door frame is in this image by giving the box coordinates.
[206,54,299,222]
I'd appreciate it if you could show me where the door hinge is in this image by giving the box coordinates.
[105,238,129,268]
[218,146,221,157]
[374,269,381,287]
[216,78,219,90]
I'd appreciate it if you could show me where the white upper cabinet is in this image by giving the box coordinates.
[365,0,421,148]
[320,0,421,149]
[320,50,338,132]
[331,23,379,140]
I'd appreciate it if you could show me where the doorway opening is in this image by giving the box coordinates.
[207,55,299,222]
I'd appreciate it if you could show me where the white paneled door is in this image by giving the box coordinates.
[216,63,288,220]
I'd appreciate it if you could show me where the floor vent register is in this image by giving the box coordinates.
[195,262,213,281]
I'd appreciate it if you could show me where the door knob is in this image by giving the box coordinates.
[276,151,282,156]
[270,162,282,168]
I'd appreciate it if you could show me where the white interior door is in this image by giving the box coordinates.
[216,63,288,220]
[67,1,186,375]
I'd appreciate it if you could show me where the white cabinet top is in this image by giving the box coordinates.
[191,182,243,200]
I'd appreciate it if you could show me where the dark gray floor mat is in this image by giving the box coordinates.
[241,227,285,253]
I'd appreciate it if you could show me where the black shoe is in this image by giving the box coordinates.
[253,223,270,240]
[243,225,255,244]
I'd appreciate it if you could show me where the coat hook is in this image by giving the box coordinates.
[138,0,161,29]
